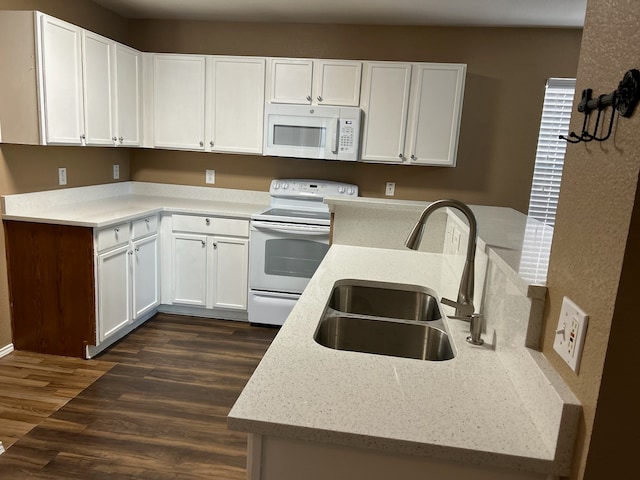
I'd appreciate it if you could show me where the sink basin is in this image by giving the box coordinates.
[328,279,441,322]
[314,315,455,361]
[314,280,455,361]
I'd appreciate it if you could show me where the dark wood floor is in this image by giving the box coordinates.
[0,314,278,479]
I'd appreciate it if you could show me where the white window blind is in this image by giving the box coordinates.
[528,78,576,226]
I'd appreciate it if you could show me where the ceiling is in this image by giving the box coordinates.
[91,0,587,28]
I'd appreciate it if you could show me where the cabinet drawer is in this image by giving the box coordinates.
[172,214,249,237]
[97,222,130,251]
[132,215,159,240]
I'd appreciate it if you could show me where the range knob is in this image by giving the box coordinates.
[282,182,289,190]
[273,181,280,190]
[347,187,355,195]
[338,186,345,194]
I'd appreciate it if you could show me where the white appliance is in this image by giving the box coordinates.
[263,104,361,161]
[249,179,359,326]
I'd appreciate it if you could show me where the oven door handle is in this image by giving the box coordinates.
[251,221,330,236]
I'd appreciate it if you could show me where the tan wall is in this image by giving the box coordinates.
[128,22,582,209]
[0,0,130,349]
[540,1,640,478]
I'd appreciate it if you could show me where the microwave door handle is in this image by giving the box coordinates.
[332,119,340,154]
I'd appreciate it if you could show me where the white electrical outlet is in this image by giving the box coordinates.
[206,169,215,185]
[385,182,395,196]
[58,167,67,186]
[553,296,589,373]
[113,164,120,180]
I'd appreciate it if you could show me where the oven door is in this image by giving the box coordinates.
[250,220,330,294]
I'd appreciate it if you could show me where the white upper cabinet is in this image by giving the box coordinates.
[405,64,466,166]
[360,62,412,163]
[38,14,85,145]
[268,58,362,106]
[36,13,142,147]
[206,56,265,154]
[112,43,142,146]
[82,30,114,146]
[313,60,362,106]
[152,54,206,150]
[361,62,466,166]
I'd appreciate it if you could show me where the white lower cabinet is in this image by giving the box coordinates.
[170,215,249,312]
[97,243,131,341]
[96,215,159,344]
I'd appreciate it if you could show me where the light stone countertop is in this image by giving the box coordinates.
[228,244,574,476]
[1,182,270,227]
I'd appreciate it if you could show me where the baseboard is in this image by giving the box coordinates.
[0,343,14,359]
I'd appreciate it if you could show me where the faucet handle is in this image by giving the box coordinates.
[441,297,475,318]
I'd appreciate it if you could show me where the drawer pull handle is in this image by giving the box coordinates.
[114,228,119,234]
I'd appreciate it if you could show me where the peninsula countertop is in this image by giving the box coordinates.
[228,244,580,476]
[1,181,270,227]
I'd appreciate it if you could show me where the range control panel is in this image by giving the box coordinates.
[270,179,359,198]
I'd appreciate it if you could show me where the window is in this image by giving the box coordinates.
[527,78,576,226]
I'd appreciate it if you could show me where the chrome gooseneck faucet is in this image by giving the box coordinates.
[405,199,483,345]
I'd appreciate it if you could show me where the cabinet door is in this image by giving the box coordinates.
[269,58,313,104]
[97,244,131,342]
[153,54,206,150]
[82,31,114,146]
[313,60,362,106]
[210,237,248,310]
[360,62,412,163]
[39,14,84,145]
[132,234,159,318]
[172,233,208,306]
[405,64,466,166]
[207,57,265,154]
[113,43,142,146]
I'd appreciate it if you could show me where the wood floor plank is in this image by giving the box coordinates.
[0,314,277,479]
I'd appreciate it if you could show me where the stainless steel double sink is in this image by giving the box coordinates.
[314,279,455,361]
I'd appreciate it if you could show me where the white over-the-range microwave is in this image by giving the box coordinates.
[263,104,361,161]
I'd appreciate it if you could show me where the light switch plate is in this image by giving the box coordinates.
[553,296,589,373]
[206,169,215,185]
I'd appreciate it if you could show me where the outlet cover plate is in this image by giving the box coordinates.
[206,169,215,185]
[553,296,589,373]
[385,182,395,196]
[58,167,67,186]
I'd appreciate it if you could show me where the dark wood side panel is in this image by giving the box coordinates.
[4,221,96,358]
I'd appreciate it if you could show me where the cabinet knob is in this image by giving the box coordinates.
[112,136,117,142]
[114,227,120,234]
[317,96,323,102]
[205,218,211,226]
[213,242,217,249]
[128,250,133,256]
[411,154,417,160]
[398,153,403,159]
[135,247,140,252]
[145,218,150,224]
[80,134,86,140]
[199,141,204,147]
[210,141,214,147]
[119,137,124,144]
[201,240,206,247]
[306,95,312,102]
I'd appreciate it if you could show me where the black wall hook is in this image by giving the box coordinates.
[560,69,639,144]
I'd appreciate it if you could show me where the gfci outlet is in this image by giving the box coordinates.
[553,296,589,373]
[113,164,120,180]
[385,182,395,196]
[205,169,215,185]
[58,167,67,186]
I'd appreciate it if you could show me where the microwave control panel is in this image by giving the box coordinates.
[338,119,356,153]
